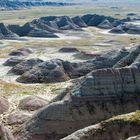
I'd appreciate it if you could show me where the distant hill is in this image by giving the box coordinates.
[3,0,140,10]
[0,0,76,10]
[9,0,97,3]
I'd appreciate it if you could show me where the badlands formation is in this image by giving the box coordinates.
[2,44,139,140]
[0,12,140,140]
[0,14,140,39]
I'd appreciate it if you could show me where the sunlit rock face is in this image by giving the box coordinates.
[71,67,140,97]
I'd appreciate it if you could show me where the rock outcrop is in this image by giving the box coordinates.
[3,57,23,67]
[14,46,140,140]
[7,46,140,85]
[17,59,70,83]
[14,85,140,140]
[0,123,15,140]
[114,45,140,68]
[9,48,32,56]
[9,58,43,75]
[82,14,115,26]
[71,16,87,27]
[62,111,140,140]
[120,24,140,35]
[98,19,113,29]
[11,48,128,83]
[5,14,140,38]
[71,66,140,97]
[109,26,125,34]
[0,23,18,39]
[28,28,58,38]
[55,16,81,30]
[80,51,101,58]
[58,47,79,53]
[18,96,48,111]
[0,97,9,114]
[13,23,35,37]
[31,19,60,33]
[7,111,31,125]
[63,48,128,78]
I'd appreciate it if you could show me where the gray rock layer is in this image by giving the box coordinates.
[72,67,140,97]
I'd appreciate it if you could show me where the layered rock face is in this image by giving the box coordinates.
[62,112,140,140]
[14,45,140,140]
[71,65,140,97]
[15,96,140,140]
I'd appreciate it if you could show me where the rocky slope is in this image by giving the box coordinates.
[62,111,140,140]
[12,45,140,140]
